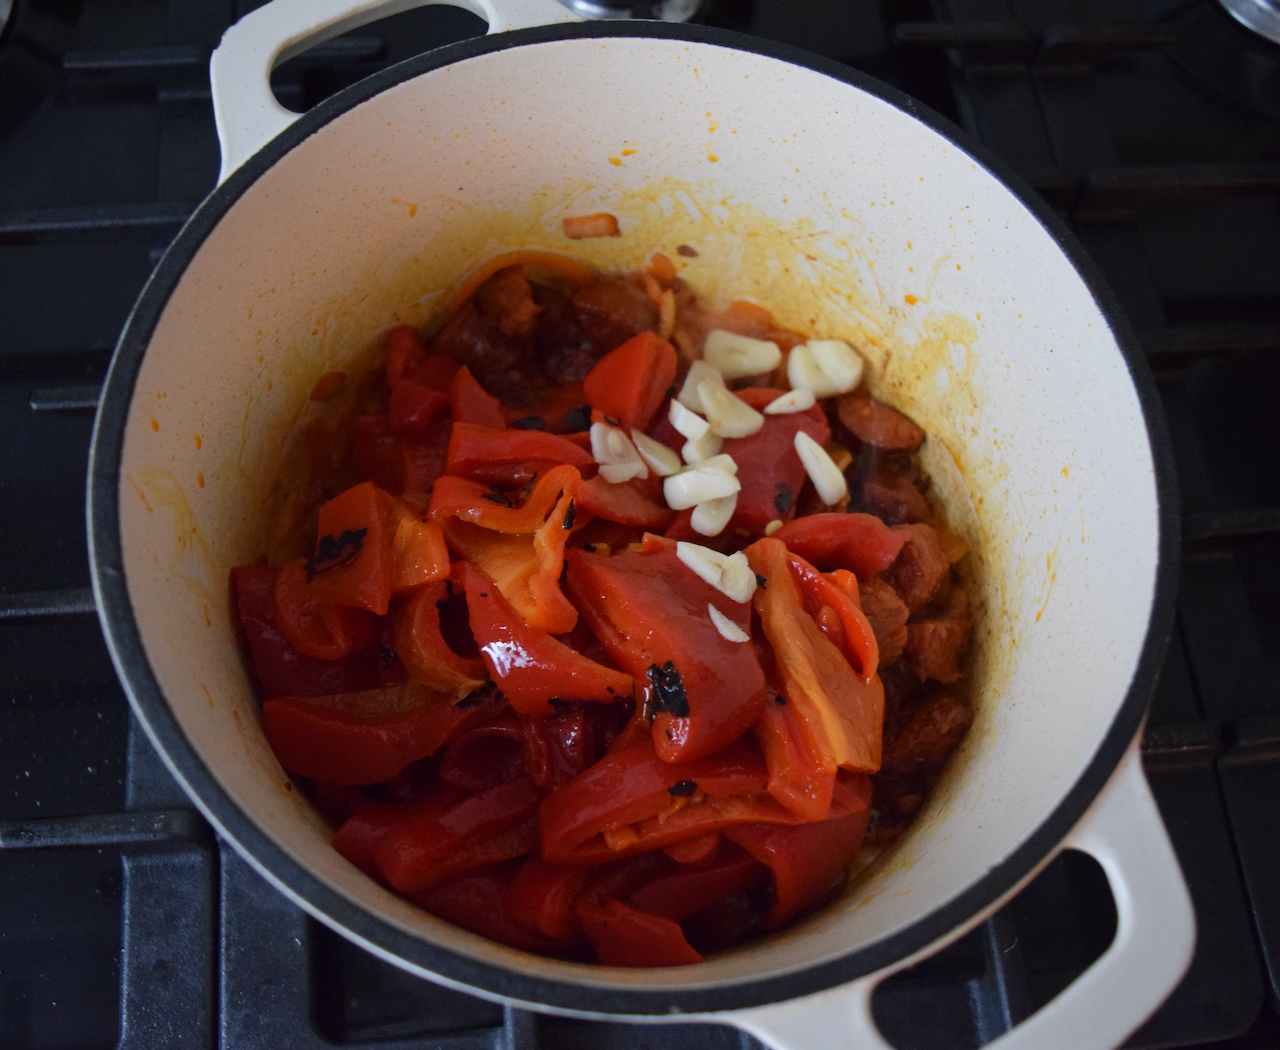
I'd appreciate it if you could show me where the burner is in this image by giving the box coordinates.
[1221,0,1280,44]
[1171,0,1280,120]
[558,0,703,20]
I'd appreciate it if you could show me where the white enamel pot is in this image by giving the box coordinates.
[88,1,1194,1046]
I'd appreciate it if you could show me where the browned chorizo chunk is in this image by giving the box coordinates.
[879,693,973,776]
[474,266,540,337]
[837,392,925,451]
[858,576,909,665]
[572,276,658,355]
[860,472,929,525]
[882,524,951,610]
[904,617,972,684]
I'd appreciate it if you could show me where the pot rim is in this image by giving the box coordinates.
[88,18,1180,1015]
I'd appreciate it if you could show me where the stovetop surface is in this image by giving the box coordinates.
[1,0,1279,1047]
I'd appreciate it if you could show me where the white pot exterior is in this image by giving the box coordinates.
[90,18,1182,1025]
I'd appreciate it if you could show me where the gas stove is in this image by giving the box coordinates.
[1,1,1278,1047]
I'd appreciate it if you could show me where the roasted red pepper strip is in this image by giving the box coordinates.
[721,389,830,536]
[582,331,678,432]
[428,463,580,533]
[392,580,488,696]
[751,691,835,823]
[564,546,765,763]
[725,773,872,928]
[232,565,380,698]
[389,380,450,438]
[262,684,501,785]
[446,422,592,486]
[502,857,591,941]
[539,737,813,865]
[375,775,542,892]
[273,557,378,660]
[385,506,450,596]
[308,481,395,616]
[450,365,506,429]
[787,553,879,680]
[746,537,884,783]
[576,898,703,967]
[437,710,528,792]
[574,473,674,529]
[626,842,768,922]
[385,325,427,389]
[773,512,906,578]
[332,782,461,877]
[458,561,635,717]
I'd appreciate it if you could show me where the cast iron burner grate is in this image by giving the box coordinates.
[1,0,1278,1047]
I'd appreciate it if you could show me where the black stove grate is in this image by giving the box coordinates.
[2,0,1278,1047]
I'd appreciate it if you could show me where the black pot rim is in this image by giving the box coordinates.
[88,17,1180,1017]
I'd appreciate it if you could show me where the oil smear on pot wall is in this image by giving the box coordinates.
[115,35,1157,988]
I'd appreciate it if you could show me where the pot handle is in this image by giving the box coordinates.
[209,0,583,184]
[726,738,1196,1050]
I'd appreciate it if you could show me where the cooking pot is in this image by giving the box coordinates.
[87,1,1195,1046]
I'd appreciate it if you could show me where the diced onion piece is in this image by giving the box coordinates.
[691,493,738,537]
[669,398,710,440]
[590,421,648,484]
[708,603,750,643]
[794,430,849,505]
[681,430,723,464]
[664,458,740,510]
[703,329,782,379]
[763,388,817,415]
[677,360,725,414]
[676,543,757,603]
[787,339,865,397]
[630,429,682,477]
[698,381,765,439]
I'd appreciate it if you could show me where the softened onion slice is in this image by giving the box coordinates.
[675,542,757,603]
[590,422,648,484]
[691,493,737,536]
[698,381,764,439]
[676,360,725,414]
[708,603,750,643]
[703,329,782,380]
[787,339,865,398]
[763,388,816,415]
[663,455,740,510]
[794,430,848,505]
[630,429,682,477]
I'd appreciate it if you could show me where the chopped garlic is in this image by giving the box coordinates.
[664,458,741,510]
[669,398,710,440]
[763,388,816,415]
[787,339,865,398]
[691,493,737,536]
[677,360,725,414]
[675,543,756,603]
[681,430,723,464]
[764,519,783,536]
[698,381,764,438]
[708,603,750,643]
[630,429,682,477]
[703,329,782,379]
[794,430,848,505]
[590,422,648,484]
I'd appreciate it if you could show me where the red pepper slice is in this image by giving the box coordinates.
[564,546,766,763]
[351,414,402,493]
[389,380,450,438]
[385,325,427,389]
[385,506,450,596]
[308,482,395,616]
[502,857,591,941]
[399,416,451,497]
[575,473,674,529]
[521,710,597,790]
[262,684,501,785]
[273,557,378,660]
[446,422,592,487]
[450,365,506,429]
[725,773,872,928]
[458,561,635,717]
[751,692,835,823]
[393,580,488,696]
[582,331,678,432]
[720,389,830,536]
[437,710,528,792]
[375,774,542,893]
[332,782,461,877]
[576,898,703,967]
[773,512,906,578]
[232,565,380,698]
[786,553,879,680]
[626,842,768,922]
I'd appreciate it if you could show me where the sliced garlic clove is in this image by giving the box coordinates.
[676,540,729,589]
[708,603,750,643]
[681,430,724,464]
[763,387,817,415]
[669,398,710,440]
[677,360,725,414]
[794,430,849,505]
[664,460,741,510]
[630,429,682,477]
[764,519,784,536]
[699,381,765,439]
[718,551,757,603]
[703,329,782,380]
[698,453,739,476]
[786,343,827,396]
[807,339,864,394]
[591,421,648,484]
[691,493,737,536]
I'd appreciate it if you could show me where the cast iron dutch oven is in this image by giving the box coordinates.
[88,1,1194,1046]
